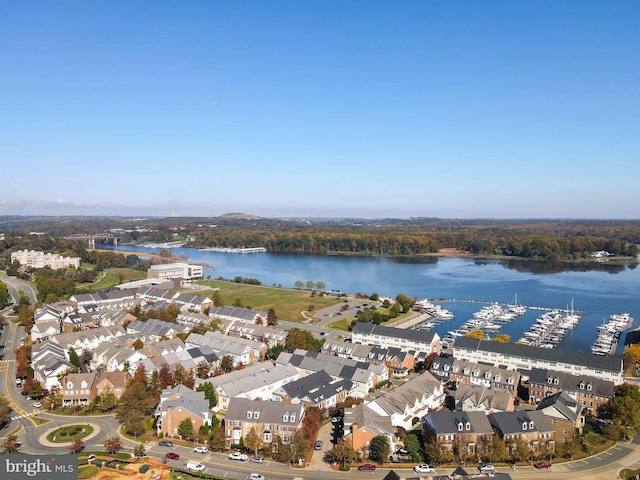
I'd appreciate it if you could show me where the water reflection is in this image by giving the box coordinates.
[498,260,631,275]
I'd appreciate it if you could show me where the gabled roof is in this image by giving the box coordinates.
[367,372,442,416]
[214,362,299,398]
[423,410,493,435]
[488,410,554,435]
[352,322,437,345]
[528,368,615,398]
[454,384,514,411]
[225,398,304,426]
[536,391,582,423]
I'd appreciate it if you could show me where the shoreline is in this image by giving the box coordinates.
[97,246,637,266]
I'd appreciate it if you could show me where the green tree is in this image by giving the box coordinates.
[178,418,194,440]
[196,381,217,408]
[316,281,326,290]
[134,443,146,458]
[220,355,234,372]
[404,434,423,462]
[68,347,81,369]
[368,435,390,464]
[211,290,224,307]
[265,344,285,360]
[295,280,304,289]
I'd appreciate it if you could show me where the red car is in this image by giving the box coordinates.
[358,464,377,472]
[165,452,180,461]
[534,461,551,469]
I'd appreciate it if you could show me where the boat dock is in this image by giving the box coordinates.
[435,298,586,314]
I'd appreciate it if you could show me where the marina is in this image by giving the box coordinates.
[591,313,634,355]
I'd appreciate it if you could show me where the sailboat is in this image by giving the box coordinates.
[507,294,526,315]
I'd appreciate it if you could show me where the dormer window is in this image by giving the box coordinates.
[81,380,87,388]
[485,372,491,379]
[283,414,289,422]
[508,377,514,384]
[554,378,559,385]
[463,368,469,375]
[452,366,459,373]
[587,384,592,391]
[465,422,471,431]
[579,382,585,390]
[547,377,552,384]
[67,381,73,389]
[290,414,296,423]
[473,370,479,377]
[247,411,253,419]
[529,421,534,429]
[444,364,450,371]
[458,422,463,432]
[522,422,528,431]
[254,411,260,419]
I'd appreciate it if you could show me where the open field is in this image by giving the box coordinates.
[193,280,344,322]
[80,268,147,291]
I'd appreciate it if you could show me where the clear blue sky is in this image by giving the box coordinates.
[1,1,639,218]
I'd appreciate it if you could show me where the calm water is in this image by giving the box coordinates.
[109,245,640,354]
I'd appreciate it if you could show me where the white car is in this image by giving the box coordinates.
[32,402,43,408]
[185,462,205,472]
[479,464,495,474]
[413,464,436,473]
[228,452,248,461]
[249,474,265,480]
[193,446,209,454]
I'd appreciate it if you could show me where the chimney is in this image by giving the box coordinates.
[165,406,173,435]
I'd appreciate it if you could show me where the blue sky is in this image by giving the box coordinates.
[1,2,639,218]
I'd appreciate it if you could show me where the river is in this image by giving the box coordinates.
[105,245,640,355]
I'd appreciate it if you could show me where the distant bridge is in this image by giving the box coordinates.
[64,233,119,248]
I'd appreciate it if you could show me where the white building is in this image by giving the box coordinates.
[147,263,203,281]
[11,250,81,269]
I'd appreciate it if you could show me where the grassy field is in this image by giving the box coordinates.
[193,280,344,323]
[80,268,147,291]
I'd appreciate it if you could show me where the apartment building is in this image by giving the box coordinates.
[11,249,81,269]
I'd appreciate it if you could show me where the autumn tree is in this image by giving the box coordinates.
[464,330,486,340]
[492,334,511,343]
[132,338,144,350]
[211,290,224,307]
[105,436,123,454]
[158,363,174,389]
[267,308,278,326]
[329,439,360,468]
[69,435,84,454]
[244,426,263,456]
[285,328,323,352]
[196,360,211,379]
[220,355,234,372]
[97,385,117,412]
[1,434,20,453]
[208,427,226,452]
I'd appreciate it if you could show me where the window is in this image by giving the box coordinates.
[254,411,260,419]
[283,414,289,422]
[522,422,528,431]
[587,384,592,391]
[563,428,567,434]
[458,422,463,432]
[290,414,296,423]
[529,421,534,429]
[465,422,471,431]
[579,382,585,390]
[264,432,272,443]
[247,411,253,419]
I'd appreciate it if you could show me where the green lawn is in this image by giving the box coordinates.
[194,280,344,323]
[80,268,147,291]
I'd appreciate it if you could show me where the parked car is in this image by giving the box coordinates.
[158,441,173,447]
[314,440,323,450]
[534,461,552,469]
[32,402,42,408]
[413,464,436,473]
[193,446,209,454]
[479,464,495,474]
[249,474,265,480]
[358,464,377,472]
[251,457,264,464]
[228,452,248,461]
[165,452,180,460]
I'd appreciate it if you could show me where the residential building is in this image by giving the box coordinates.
[343,403,395,456]
[68,290,137,312]
[488,410,555,453]
[32,340,74,391]
[527,368,614,415]
[271,370,354,409]
[208,306,269,324]
[365,372,445,430]
[155,385,212,437]
[430,355,455,380]
[422,410,495,456]
[454,384,515,413]
[49,325,126,352]
[224,398,305,447]
[351,322,442,356]
[31,320,61,342]
[536,391,584,443]
[61,373,97,407]
[453,337,623,385]
[185,331,266,367]
[11,249,80,269]
[213,361,300,411]
[447,359,520,393]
